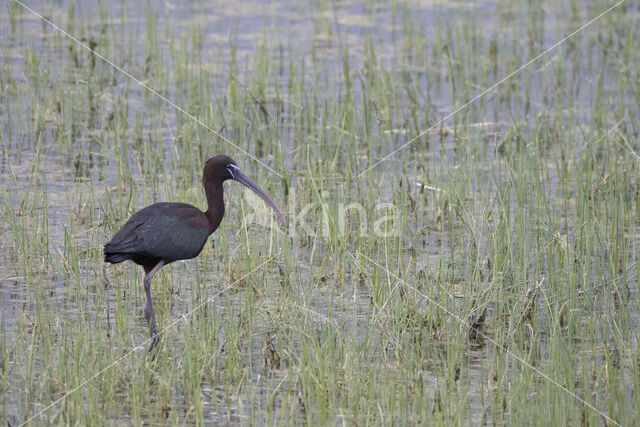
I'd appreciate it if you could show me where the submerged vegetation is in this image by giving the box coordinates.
[1,0,639,424]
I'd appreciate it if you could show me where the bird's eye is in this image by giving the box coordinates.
[226,164,237,179]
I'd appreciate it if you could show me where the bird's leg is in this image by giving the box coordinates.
[143,260,165,354]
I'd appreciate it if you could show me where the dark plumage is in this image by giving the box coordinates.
[104,155,285,353]
[104,203,211,265]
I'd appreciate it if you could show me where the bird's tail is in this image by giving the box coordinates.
[104,246,131,264]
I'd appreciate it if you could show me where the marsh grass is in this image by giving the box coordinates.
[1,0,639,425]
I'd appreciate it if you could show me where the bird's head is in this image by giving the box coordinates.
[204,154,238,181]
[203,155,286,226]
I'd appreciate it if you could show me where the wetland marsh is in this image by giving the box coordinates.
[1,0,639,424]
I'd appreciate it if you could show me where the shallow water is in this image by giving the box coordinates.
[1,0,639,424]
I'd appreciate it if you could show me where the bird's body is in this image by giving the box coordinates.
[104,155,285,353]
[104,202,213,266]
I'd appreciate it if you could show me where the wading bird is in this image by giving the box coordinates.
[104,155,285,353]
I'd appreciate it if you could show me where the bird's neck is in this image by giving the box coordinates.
[204,179,225,234]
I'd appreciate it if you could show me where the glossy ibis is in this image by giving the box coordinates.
[104,155,285,353]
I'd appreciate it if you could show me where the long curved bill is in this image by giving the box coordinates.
[233,170,286,226]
